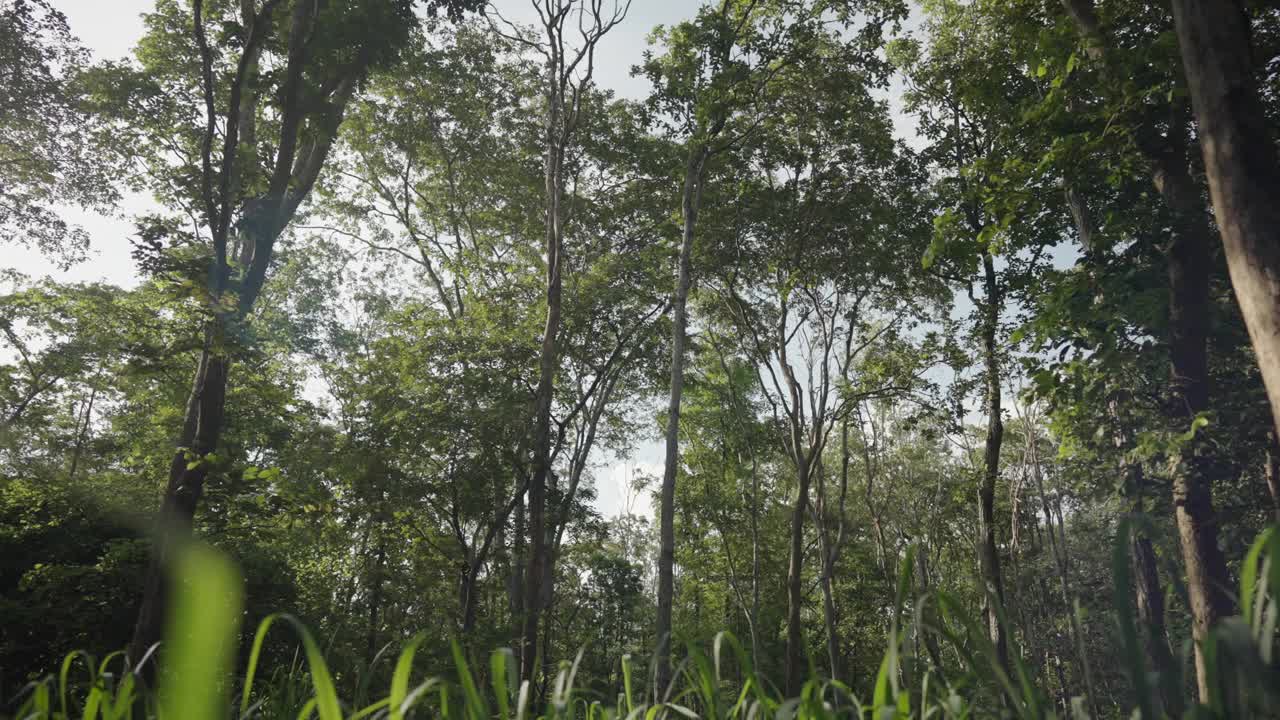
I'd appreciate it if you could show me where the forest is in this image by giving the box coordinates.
[3,0,1280,717]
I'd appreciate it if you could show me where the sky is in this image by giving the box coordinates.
[21,0,923,520]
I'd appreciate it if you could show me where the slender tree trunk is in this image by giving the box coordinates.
[655,144,709,697]
[858,410,890,583]
[1132,524,1181,716]
[521,238,560,683]
[784,455,812,696]
[817,420,852,683]
[1050,650,1070,713]
[1132,531,1173,662]
[67,385,97,481]
[460,560,480,635]
[492,487,509,635]
[522,76,565,682]
[1267,433,1280,524]
[1171,0,1280,443]
[1111,402,1183,715]
[366,541,387,664]
[914,542,945,670]
[978,252,1009,672]
[510,490,526,649]
[1029,431,1098,717]
[819,558,840,682]
[128,345,227,672]
[748,454,762,667]
[1161,149,1233,699]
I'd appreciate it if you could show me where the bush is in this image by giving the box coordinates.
[6,525,1278,719]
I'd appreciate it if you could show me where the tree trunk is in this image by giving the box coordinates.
[857,408,890,583]
[1132,528,1181,716]
[1171,0,1280,444]
[67,385,97,481]
[522,73,566,682]
[914,542,945,670]
[1060,2,1234,696]
[656,144,708,698]
[366,541,387,664]
[978,252,1009,672]
[510,490,526,649]
[521,232,560,684]
[460,560,480,635]
[784,455,812,696]
[1111,396,1182,716]
[748,454,762,668]
[1030,433,1099,717]
[816,419,853,684]
[1160,146,1233,700]
[819,559,840,682]
[1267,433,1280,524]
[127,346,228,672]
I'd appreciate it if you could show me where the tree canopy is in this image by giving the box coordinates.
[3,0,1280,717]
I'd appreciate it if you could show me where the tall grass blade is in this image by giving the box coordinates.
[491,648,517,720]
[621,653,635,717]
[389,634,426,720]
[157,544,243,720]
[450,638,489,720]
[238,614,341,720]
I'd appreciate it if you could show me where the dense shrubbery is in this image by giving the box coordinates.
[8,524,1278,720]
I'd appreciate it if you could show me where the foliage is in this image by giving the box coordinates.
[8,527,1280,719]
[6,0,1280,717]
[0,0,118,266]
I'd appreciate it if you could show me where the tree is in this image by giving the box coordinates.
[1169,2,1280,446]
[488,0,632,684]
[896,0,1069,673]
[710,32,928,689]
[1054,0,1234,695]
[101,0,482,672]
[637,0,789,693]
[314,21,544,642]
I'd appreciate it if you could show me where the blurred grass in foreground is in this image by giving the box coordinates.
[6,522,1278,719]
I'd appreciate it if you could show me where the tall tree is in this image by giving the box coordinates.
[642,0,907,693]
[489,0,631,683]
[107,0,481,671]
[713,34,926,689]
[895,0,1067,672]
[1055,0,1233,695]
[1169,3,1280,441]
[638,0,782,693]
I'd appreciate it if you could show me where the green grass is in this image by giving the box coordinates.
[7,525,1279,720]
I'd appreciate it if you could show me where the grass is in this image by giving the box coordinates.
[6,523,1279,720]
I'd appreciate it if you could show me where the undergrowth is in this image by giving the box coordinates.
[6,520,1279,719]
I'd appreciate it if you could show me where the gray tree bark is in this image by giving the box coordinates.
[655,143,709,698]
[1171,0,1280,445]
[978,251,1009,672]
